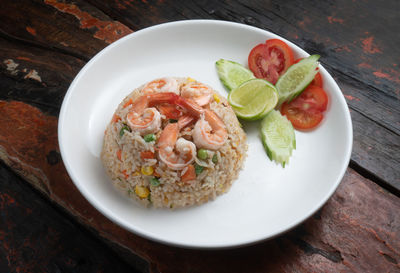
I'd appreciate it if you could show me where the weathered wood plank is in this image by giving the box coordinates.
[350,107,400,189]
[0,163,143,273]
[0,0,132,60]
[0,101,399,272]
[0,37,85,115]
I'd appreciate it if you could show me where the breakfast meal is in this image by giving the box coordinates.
[101,77,247,208]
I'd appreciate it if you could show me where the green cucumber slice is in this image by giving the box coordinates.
[260,110,296,167]
[276,54,320,106]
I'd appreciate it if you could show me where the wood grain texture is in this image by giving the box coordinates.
[0,163,142,273]
[85,0,400,190]
[1,0,400,271]
[0,37,85,115]
[0,0,132,60]
[0,101,399,272]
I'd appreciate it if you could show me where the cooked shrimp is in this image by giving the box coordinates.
[181,82,213,106]
[126,92,200,135]
[142,77,179,94]
[157,116,196,170]
[193,109,228,150]
[126,95,161,135]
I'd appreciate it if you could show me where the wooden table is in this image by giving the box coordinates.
[1,1,399,272]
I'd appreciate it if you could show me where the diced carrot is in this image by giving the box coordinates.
[123,98,133,108]
[181,165,196,182]
[112,114,121,123]
[116,150,122,161]
[140,151,155,160]
[122,170,129,179]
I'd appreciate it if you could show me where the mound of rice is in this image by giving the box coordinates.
[101,77,247,208]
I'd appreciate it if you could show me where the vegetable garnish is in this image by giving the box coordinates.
[228,78,278,120]
[141,166,154,176]
[116,149,122,161]
[215,38,329,166]
[197,148,208,160]
[120,124,131,137]
[280,85,328,130]
[275,54,320,106]
[143,133,156,142]
[294,58,323,87]
[135,185,150,199]
[248,39,295,84]
[181,165,196,182]
[260,110,296,167]
[216,59,255,91]
[149,177,161,187]
[212,154,218,164]
[140,151,155,160]
[194,163,204,175]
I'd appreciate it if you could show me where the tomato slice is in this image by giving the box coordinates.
[248,39,294,84]
[294,58,323,87]
[280,85,328,130]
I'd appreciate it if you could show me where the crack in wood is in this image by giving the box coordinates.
[290,237,343,263]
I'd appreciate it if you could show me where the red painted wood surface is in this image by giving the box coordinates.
[1,0,399,272]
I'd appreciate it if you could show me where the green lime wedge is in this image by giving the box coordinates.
[260,110,296,167]
[216,59,255,91]
[228,78,278,120]
[276,55,320,106]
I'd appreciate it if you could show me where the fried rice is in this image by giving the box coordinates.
[101,77,247,208]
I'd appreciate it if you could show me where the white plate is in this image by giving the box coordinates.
[58,20,352,248]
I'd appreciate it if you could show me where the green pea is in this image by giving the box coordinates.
[197,149,208,160]
[149,177,160,187]
[119,125,131,137]
[194,163,204,175]
[212,154,218,164]
[143,133,156,142]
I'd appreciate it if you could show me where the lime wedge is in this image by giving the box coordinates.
[276,55,320,106]
[216,59,255,91]
[260,110,296,167]
[228,78,278,120]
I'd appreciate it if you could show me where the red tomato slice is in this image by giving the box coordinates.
[280,85,328,130]
[294,58,323,87]
[311,72,323,87]
[248,39,294,84]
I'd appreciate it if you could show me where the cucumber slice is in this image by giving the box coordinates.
[276,55,320,106]
[216,59,255,91]
[260,110,296,167]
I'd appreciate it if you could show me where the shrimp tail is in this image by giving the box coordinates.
[178,115,194,129]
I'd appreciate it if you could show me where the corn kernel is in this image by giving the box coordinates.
[187,77,196,82]
[141,166,154,175]
[213,94,221,103]
[135,185,150,198]
[132,171,140,176]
